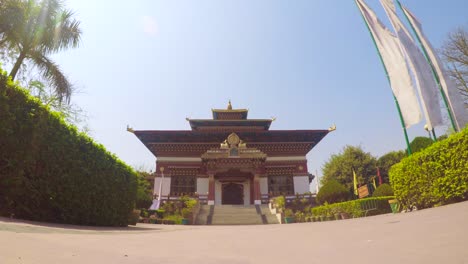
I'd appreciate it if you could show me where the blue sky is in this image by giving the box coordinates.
[51,0,467,188]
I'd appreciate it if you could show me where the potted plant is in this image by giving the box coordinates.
[388,199,400,214]
[284,209,295,224]
[340,212,350,220]
[331,208,341,220]
[128,209,141,226]
[181,208,191,225]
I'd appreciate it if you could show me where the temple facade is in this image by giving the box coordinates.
[133,102,331,205]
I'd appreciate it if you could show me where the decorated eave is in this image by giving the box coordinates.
[133,130,330,157]
[187,119,273,131]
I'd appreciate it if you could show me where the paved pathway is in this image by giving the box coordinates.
[1,201,467,264]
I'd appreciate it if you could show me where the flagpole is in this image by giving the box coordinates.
[396,0,458,132]
[355,0,412,155]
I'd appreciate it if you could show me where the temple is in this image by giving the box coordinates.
[133,102,331,205]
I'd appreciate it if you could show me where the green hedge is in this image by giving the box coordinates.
[316,179,350,205]
[0,71,137,226]
[372,183,394,197]
[390,127,468,210]
[311,196,394,218]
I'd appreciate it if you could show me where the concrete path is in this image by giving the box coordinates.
[1,201,467,264]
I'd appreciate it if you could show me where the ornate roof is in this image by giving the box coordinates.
[210,100,248,120]
[134,130,330,157]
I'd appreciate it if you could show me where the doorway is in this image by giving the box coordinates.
[222,183,244,205]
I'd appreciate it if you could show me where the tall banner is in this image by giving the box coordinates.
[381,0,443,131]
[356,0,422,128]
[399,1,468,130]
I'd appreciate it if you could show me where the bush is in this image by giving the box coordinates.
[0,70,137,226]
[272,196,286,211]
[390,127,468,210]
[372,183,394,197]
[311,196,394,218]
[316,179,350,205]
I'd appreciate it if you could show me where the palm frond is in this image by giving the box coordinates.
[28,50,72,103]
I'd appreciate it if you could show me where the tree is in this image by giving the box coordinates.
[409,136,433,153]
[0,0,81,103]
[441,26,468,102]
[377,150,405,184]
[135,170,153,209]
[321,145,377,191]
[316,179,350,205]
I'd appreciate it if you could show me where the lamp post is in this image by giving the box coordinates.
[424,124,437,142]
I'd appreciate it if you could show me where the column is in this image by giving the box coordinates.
[208,173,215,205]
[254,174,261,205]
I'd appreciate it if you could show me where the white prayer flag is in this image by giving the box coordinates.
[356,0,422,128]
[380,0,443,130]
[400,2,468,130]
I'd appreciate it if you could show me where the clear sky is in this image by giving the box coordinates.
[51,0,467,189]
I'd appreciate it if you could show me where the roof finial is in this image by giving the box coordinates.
[227,100,232,110]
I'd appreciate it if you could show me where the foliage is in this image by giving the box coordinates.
[372,183,394,197]
[316,179,350,205]
[0,0,81,102]
[272,196,286,211]
[311,196,394,218]
[390,127,468,210]
[0,70,137,226]
[135,171,153,209]
[377,151,405,183]
[441,26,468,101]
[284,209,294,218]
[321,145,377,191]
[409,136,433,153]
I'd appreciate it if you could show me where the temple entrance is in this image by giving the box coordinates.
[222,183,244,205]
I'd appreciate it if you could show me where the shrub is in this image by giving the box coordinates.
[390,127,468,209]
[316,179,350,205]
[372,183,394,197]
[0,69,137,226]
[272,196,286,211]
[311,196,394,218]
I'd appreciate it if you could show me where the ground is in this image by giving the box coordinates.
[1,201,467,264]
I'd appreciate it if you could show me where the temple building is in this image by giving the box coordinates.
[133,102,331,206]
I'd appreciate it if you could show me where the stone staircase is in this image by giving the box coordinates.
[195,204,279,225]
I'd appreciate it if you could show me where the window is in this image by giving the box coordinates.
[268,175,294,196]
[170,176,196,196]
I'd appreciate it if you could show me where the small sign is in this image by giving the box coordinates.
[358,185,369,198]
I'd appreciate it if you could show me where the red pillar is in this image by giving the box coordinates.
[254,174,261,205]
[208,174,215,205]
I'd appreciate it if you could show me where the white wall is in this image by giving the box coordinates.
[153,176,171,196]
[260,177,268,195]
[243,181,250,206]
[197,178,209,195]
[293,176,310,194]
[215,181,222,205]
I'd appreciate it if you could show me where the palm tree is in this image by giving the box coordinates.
[0,0,81,102]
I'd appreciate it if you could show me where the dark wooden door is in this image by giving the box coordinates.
[222,183,243,205]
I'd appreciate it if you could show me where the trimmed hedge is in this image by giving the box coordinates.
[0,70,137,226]
[390,127,468,210]
[316,179,350,205]
[311,196,394,218]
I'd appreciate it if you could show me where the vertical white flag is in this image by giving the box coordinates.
[380,0,443,130]
[400,2,468,130]
[356,0,422,128]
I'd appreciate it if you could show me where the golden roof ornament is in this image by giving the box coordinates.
[227,100,233,110]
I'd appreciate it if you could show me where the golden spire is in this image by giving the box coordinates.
[227,100,232,110]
